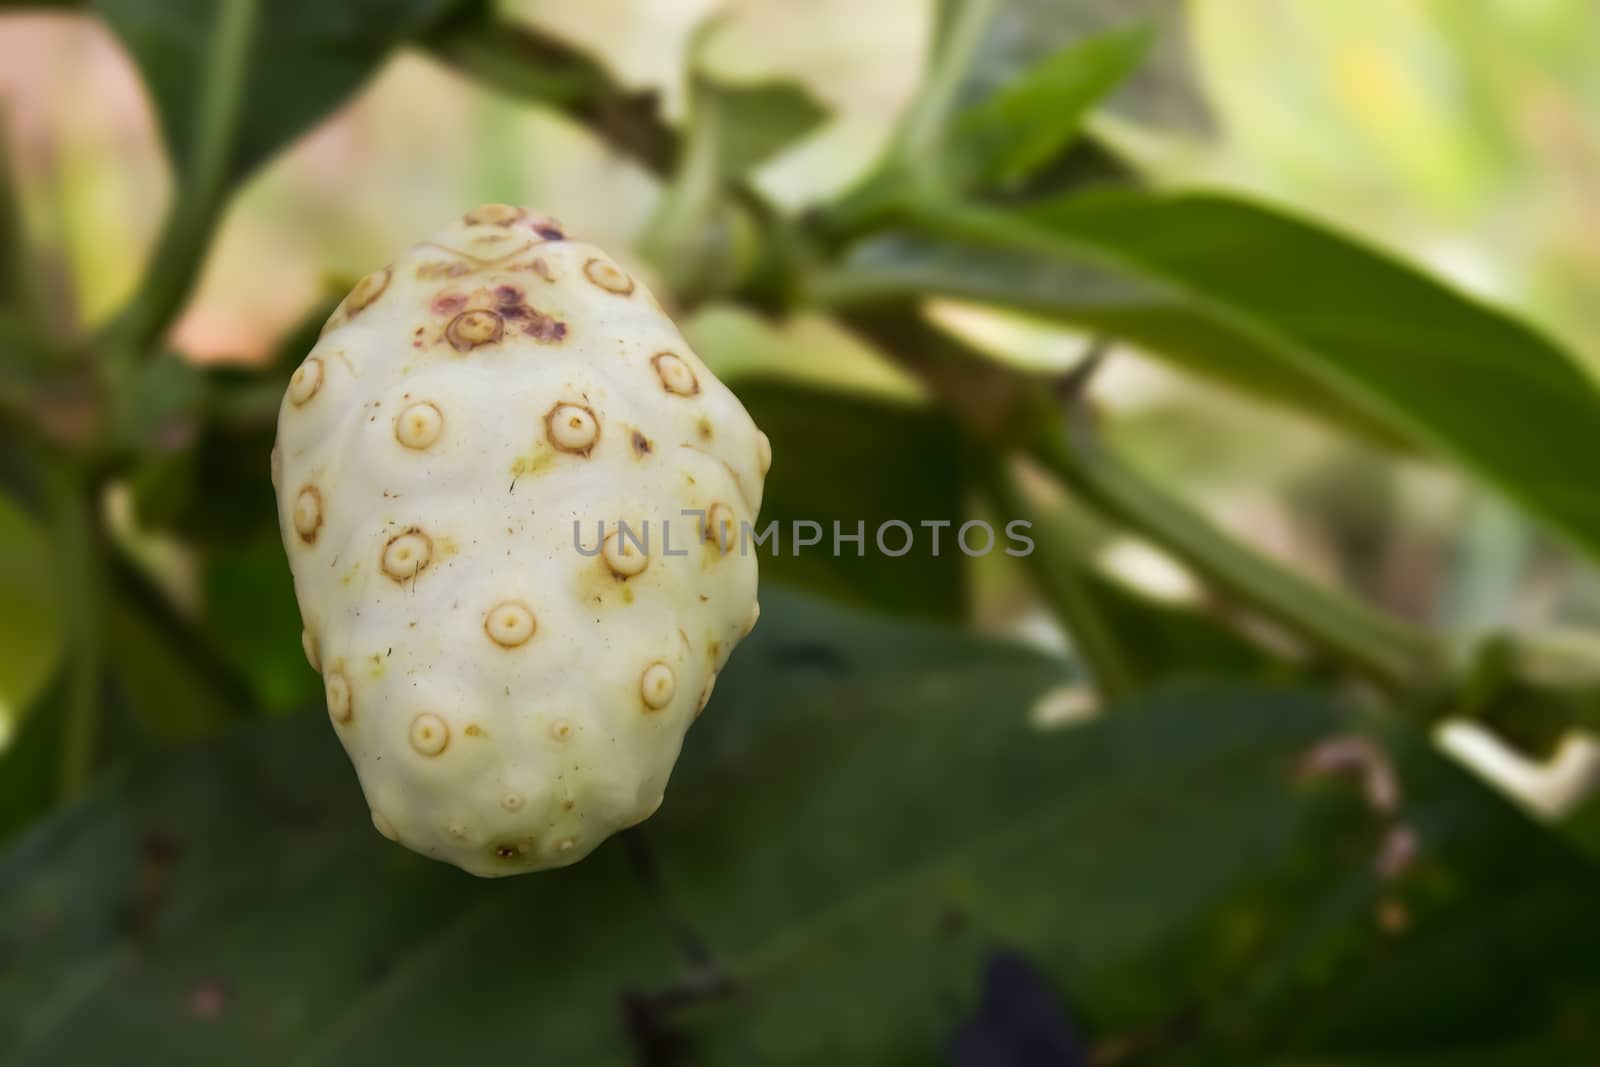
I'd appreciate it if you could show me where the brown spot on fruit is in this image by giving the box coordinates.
[417,259,475,280]
[395,401,443,449]
[491,287,566,343]
[640,662,675,710]
[464,723,485,737]
[652,352,699,396]
[549,719,573,742]
[409,712,449,756]
[528,213,566,241]
[445,309,503,351]
[381,528,433,583]
[346,266,391,315]
[287,357,324,405]
[583,256,634,296]
[697,417,714,441]
[432,292,468,317]
[501,792,525,812]
[602,528,649,578]
[529,258,555,282]
[484,601,536,647]
[293,486,323,543]
[631,430,652,457]
[545,402,599,454]
[464,203,524,227]
[493,840,533,861]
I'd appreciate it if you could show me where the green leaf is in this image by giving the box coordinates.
[94,0,463,182]
[699,77,828,179]
[732,381,971,619]
[2,589,1596,1062]
[820,231,1415,450]
[660,679,1600,1062]
[902,191,1600,562]
[204,538,321,714]
[943,0,1209,134]
[947,25,1154,189]
[0,491,62,748]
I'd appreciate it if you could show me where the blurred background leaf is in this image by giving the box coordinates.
[945,24,1153,192]
[0,492,63,747]
[940,0,1209,135]
[4,589,1595,1063]
[732,381,970,619]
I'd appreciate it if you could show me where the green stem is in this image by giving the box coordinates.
[1031,404,1438,693]
[637,79,724,295]
[982,454,1137,702]
[839,304,1439,694]
[42,462,101,800]
[100,0,257,359]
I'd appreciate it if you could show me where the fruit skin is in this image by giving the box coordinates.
[272,206,769,876]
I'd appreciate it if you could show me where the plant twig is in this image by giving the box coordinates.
[100,0,257,359]
[1032,401,1437,693]
[424,10,677,176]
[841,304,1441,695]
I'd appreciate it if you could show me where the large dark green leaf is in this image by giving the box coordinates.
[1018,191,1600,562]
[824,231,1413,449]
[3,589,1595,1064]
[0,586,1054,1065]
[94,0,462,180]
[659,679,1600,1064]
[882,191,1600,561]
[731,380,971,619]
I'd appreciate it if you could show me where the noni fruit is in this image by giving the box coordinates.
[272,205,769,876]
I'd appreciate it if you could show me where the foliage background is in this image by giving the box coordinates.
[2,1,1600,1064]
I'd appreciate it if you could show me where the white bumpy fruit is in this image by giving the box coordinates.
[272,205,770,876]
